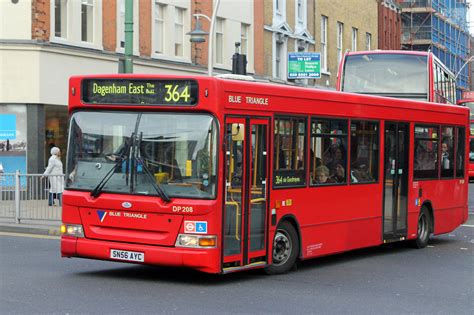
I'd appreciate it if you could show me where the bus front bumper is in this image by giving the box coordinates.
[61,236,220,274]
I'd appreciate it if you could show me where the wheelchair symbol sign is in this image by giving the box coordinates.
[195,222,207,234]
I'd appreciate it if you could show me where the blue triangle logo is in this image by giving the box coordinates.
[97,210,107,222]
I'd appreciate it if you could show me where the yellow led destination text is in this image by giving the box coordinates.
[92,82,156,96]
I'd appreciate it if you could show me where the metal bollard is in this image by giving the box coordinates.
[15,170,20,223]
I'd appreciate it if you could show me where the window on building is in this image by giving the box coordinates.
[350,120,379,183]
[310,118,348,185]
[276,0,285,15]
[296,0,306,26]
[153,2,165,54]
[54,0,68,38]
[365,32,371,50]
[297,0,303,20]
[81,0,94,42]
[275,35,286,80]
[337,22,343,65]
[456,127,465,178]
[241,24,249,56]
[352,27,358,52]
[414,125,439,180]
[216,18,224,64]
[274,116,307,187]
[174,7,185,57]
[274,0,286,24]
[321,16,328,72]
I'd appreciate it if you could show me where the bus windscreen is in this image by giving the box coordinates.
[81,79,198,105]
[342,54,428,100]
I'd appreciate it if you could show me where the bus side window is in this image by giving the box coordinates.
[455,127,466,178]
[441,127,454,178]
[273,116,306,187]
[414,125,439,180]
[350,120,379,183]
[310,118,348,185]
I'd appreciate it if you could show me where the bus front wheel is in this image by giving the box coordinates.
[265,221,299,274]
[412,206,431,249]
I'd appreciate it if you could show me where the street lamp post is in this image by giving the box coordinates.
[187,0,221,76]
[454,55,474,81]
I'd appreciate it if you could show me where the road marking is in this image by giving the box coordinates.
[460,248,469,250]
[461,224,474,227]
[0,232,60,240]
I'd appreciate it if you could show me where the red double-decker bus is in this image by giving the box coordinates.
[61,74,468,274]
[337,50,457,105]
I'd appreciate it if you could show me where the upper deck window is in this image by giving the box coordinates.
[342,53,428,101]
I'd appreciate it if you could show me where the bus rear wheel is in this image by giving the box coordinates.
[265,221,299,274]
[412,207,431,249]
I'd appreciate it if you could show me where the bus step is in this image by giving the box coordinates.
[222,261,267,274]
[383,236,406,244]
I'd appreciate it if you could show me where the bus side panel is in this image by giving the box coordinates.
[271,183,383,259]
[410,179,468,236]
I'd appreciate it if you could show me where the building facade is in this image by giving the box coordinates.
[0,0,254,173]
[399,0,470,97]
[378,0,402,50]
[315,0,378,88]
[261,0,316,84]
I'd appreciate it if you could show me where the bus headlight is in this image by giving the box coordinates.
[175,234,217,248]
[61,224,84,237]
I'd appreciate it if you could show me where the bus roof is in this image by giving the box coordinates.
[69,74,468,121]
[344,50,430,57]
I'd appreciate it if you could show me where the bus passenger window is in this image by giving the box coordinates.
[441,127,454,178]
[273,116,306,187]
[414,125,439,180]
[350,121,379,183]
[310,118,348,185]
[456,127,466,178]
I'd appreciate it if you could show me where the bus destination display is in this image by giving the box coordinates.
[81,79,198,105]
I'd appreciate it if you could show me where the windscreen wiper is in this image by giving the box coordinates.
[90,132,135,198]
[136,157,171,203]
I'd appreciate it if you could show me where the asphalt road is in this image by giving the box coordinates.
[1,198,473,314]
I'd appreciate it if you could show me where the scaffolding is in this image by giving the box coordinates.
[400,0,470,96]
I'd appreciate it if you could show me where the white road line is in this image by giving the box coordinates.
[0,232,60,240]
[461,224,474,227]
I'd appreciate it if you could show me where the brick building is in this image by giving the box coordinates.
[0,0,254,173]
[377,0,401,50]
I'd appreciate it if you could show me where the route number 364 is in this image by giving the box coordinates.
[164,84,190,102]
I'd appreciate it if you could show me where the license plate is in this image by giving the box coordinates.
[110,249,144,262]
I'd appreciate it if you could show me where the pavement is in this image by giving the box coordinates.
[0,218,61,236]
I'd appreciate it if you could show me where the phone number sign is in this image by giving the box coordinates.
[288,52,321,79]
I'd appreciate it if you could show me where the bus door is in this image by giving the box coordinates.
[383,122,409,242]
[223,117,269,271]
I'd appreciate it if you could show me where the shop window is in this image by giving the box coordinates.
[273,116,306,187]
[350,120,379,183]
[310,118,348,185]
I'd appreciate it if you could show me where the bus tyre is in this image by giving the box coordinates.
[265,221,299,275]
[413,207,431,249]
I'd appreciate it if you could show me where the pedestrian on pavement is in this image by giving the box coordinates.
[43,147,64,206]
